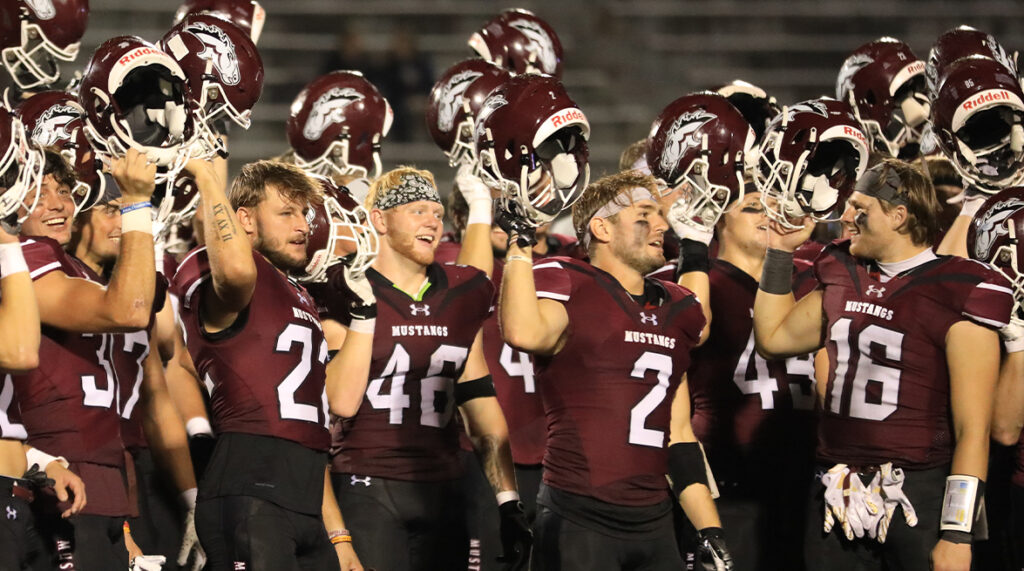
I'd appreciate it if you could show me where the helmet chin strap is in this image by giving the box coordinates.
[900,96,929,128]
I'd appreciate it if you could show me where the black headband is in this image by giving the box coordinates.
[855,165,908,207]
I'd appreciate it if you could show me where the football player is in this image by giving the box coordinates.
[171,159,367,570]
[499,170,733,570]
[0,109,87,571]
[679,187,818,570]
[70,181,205,569]
[14,148,158,569]
[753,159,1011,571]
[316,166,530,571]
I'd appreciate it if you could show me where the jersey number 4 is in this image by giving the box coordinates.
[366,344,469,427]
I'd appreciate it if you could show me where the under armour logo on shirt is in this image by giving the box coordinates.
[639,312,658,326]
[350,475,372,487]
[5,506,15,520]
[410,304,431,316]
[865,285,886,298]
[233,563,247,570]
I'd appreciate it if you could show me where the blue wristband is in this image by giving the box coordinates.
[120,201,152,215]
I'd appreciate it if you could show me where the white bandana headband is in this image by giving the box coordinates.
[372,172,442,210]
[583,186,656,247]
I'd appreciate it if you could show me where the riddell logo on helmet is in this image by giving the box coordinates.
[904,61,926,75]
[550,108,585,128]
[843,126,867,146]
[118,48,162,66]
[962,90,1013,112]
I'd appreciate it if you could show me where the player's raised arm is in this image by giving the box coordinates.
[497,202,569,355]
[752,215,824,358]
[33,149,158,332]
[185,157,256,331]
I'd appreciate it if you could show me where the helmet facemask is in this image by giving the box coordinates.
[2,20,79,90]
[299,197,378,283]
[481,125,589,226]
[0,125,43,225]
[668,143,747,229]
[757,133,863,229]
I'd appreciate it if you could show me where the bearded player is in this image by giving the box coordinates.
[172,160,365,570]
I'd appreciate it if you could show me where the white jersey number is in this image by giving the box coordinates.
[499,344,535,394]
[275,323,330,427]
[629,351,673,448]
[829,317,903,421]
[367,343,469,427]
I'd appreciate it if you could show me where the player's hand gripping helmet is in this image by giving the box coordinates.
[836,37,930,158]
[715,79,780,147]
[426,58,512,168]
[78,36,202,185]
[0,0,89,90]
[160,13,264,157]
[16,90,104,214]
[930,56,1024,193]
[173,0,265,45]
[967,186,1024,319]
[298,175,378,283]
[0,107,44,228]
[287,71,393,180]
[468,8,563,77]
[473,73,589,226]
[646,91,755,227]
[926,26,1019,102]
[755,97,869,228]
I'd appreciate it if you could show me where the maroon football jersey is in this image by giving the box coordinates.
[15,237,134,516]
[487,234,582,466]
[688,259,818,479]
[15,237,127,468]
[816,241,1012,469]
[330,263,494,481]
[113,329,152,452]
[532,257,705,506]
[173,247,331,451]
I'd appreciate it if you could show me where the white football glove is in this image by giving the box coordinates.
[177,508,206,571]
[843,472,871,539]
[456,164,493,226]
[821,464,850,536]
[130,555,167,571]
[668,196,715,246]
[947,187,986,218]
[1000,317,1024,353]
[877,463,918,543]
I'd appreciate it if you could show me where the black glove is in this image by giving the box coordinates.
[495,200,537,249]
[697,527,734,571]
[21,464,55,489]
[188,434,217,481]
[497,500,532,570]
